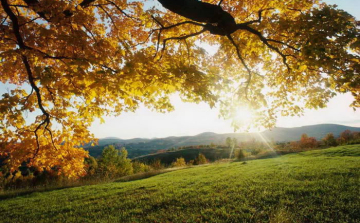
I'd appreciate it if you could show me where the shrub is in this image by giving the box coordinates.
[235,149,246,160]
[322,133,338,147]
[171,157,186,167]
[194,153,207,165]
[300,134,318,149]
[132,161,151,174]
[150,159,164,170]
[84,156,98,176]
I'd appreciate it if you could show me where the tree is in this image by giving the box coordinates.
[225,137,232,148]
[234,149,246,160]
[226,137,237,148]
[84,156,98,176]
[322,133,338,147]
[340,130,353,144]
[150,159,163,170]
[171,157,186,167]
[1,0,359,176]
[98,145,133,178]
[132,161,150,174]
[299,134,318,149]
[194,153,207,165]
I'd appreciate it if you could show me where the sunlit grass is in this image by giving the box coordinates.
[1,145,360,222]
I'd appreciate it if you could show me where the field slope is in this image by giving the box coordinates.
[1,145,360,222]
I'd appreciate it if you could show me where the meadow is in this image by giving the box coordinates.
[0,145,359,222]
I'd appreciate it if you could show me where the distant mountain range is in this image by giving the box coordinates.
[86,124,360,158]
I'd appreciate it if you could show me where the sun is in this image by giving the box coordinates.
[234,107,254,125]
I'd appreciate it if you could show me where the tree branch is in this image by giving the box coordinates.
[106,0,140,21]
[227,34,252,101]
[156,1,296,71]
[1,0,56,157]
[239,8,274,26]
[79,0,96,8]
[159,29,207,60]
[236,24,292,71]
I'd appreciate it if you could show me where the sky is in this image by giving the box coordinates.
[1,0,360,139]
[89,0,360,139]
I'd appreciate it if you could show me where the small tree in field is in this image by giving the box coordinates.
[353,132,360,140]
[300,134,318,149]
[171,157,187,167]
[235,149,246,160]
[322,133,338,147]
[194,153,208,165]
[132,161,151,174]
[117,148,133,177]
[340,130,354,144]
[188,160,195,166]
[226,137,238,149]
[84,156,98,176]
[98,146,133,178]
[150,159,164,170]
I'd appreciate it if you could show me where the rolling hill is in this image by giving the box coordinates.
[86,124,360,158]
[134,146,233,165]
[1,145,360,222]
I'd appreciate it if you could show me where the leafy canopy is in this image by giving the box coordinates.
[0,0,359,176]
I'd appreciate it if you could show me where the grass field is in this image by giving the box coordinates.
[1,145,360,222]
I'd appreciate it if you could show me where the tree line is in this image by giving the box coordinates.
[227,129,360,161]
[0,145,209,191]
[1,129,359,191]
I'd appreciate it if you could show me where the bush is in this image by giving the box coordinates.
[322,133,338,147]
[132,161,151,174]
[171,157,186,167]
[300,134,318,149]
[84,156,98,176]
[194,153,207,165]
[235,149,246,160]
[150,159,164,170]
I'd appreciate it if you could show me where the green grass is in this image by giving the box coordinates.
[1,145,360,222]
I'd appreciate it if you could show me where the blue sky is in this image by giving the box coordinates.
[1,0,359,139]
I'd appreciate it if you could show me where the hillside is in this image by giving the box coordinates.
[1,145,360,222]
[86,124,360,158]
[134,146,233,165]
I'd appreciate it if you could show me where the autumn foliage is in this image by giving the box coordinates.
[0,0,359,176]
